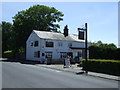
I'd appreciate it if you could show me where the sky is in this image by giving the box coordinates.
[1,2,118,47]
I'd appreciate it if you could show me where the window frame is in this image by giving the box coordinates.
[30,42,33,46]
[60,52,67,59]
[34,41,39,47]
[68,43,72,47]
[58,42,63,47]
[45,41,54,47]
[34,51,40,58]
[45,52,52,59]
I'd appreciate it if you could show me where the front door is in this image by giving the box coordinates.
[67,52,73,58]
[45,52,52,59]
[45,52,52,64]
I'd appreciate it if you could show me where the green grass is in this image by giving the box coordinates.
[4,50,12,54]
[82,59,120,63]
[3,50,13,58]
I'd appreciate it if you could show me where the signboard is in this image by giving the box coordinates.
[78,31,84,40]
[64,57,71,68]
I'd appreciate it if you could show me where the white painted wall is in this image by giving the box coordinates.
[26,32,41,61]
[26,32,86,61]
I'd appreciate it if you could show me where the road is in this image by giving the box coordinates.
[1,61,118,88]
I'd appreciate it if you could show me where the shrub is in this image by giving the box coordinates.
[82,60,120,76]
[89,45,120,60]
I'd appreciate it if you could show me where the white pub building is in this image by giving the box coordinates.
[26,26,89,63]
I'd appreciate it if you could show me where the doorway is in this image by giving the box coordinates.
[67,52,73,58]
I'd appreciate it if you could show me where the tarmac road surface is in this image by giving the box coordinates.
[1,61,119,88]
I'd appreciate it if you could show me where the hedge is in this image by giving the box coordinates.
[82,60,120,76]
[89,46,120,60]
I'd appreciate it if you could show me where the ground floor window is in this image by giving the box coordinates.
[67,52,73,58]
[78,51,82,57]
[34,51,40,58]
[45,52,52,59]
[42,53,45,56]
[60,52,67,59]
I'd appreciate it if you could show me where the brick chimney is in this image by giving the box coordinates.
[63,25,69,37]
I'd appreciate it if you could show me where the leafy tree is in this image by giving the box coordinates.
[97,40,103,44]
[89,41,119,60]
[12,5,64,51]
[2,21,13,52]
[107,43,117,49]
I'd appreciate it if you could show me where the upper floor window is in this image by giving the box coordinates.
[68,43,72,47]
[34,41,38,47]
[58,42,63,47]
[30,42,33,46]
[46,41,54,47]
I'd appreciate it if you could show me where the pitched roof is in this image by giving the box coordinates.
[33,30,85,42]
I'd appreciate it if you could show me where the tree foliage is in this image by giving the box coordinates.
[2,21,13,52]
[12,5,64,50]
[89,41,119,60]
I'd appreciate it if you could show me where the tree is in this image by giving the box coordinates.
[107,43,117,49]
[89,41,118,60]
[97,40,102,44]
[12,5,64,51]
[2,21,13,52]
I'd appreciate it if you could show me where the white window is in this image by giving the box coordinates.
[46,41,54,47]
[58,42,63,47]
[78,51,82,57]
[29,41,33,46]
[60,52,67,59]
[31,42,33,46]
[68,43,72,47]
[34,51,40,58]
[45,52,52,58]
[34,41,39,47]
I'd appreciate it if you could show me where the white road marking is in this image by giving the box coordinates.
[41,67,62,72]
[56,71,61,72]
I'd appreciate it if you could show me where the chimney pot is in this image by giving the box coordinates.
[63,25,69,37]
